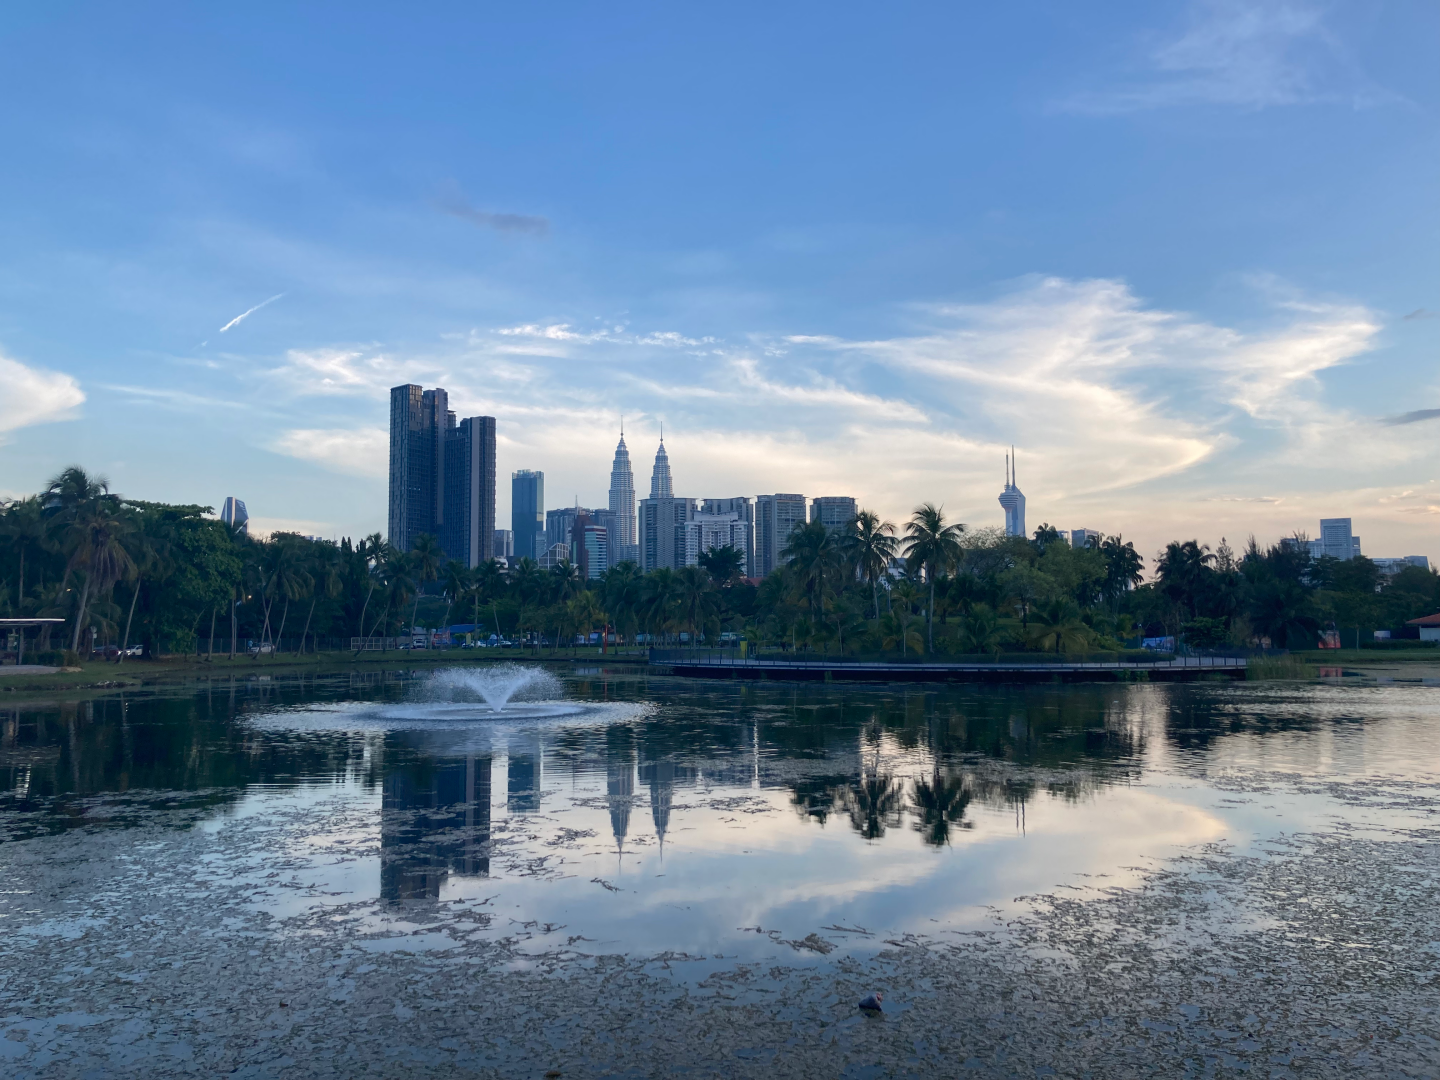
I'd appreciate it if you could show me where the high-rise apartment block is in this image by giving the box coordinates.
[684,513,752,574]
[608,432,638,566]
[493,529,514,558]
[388,384,495,565]
[1069,528,1101,550]
[701,497,755,575]
[810,496,856,535]
[572,513,609,580]
[511,470,544,562]
[220,496,248,535]
[755,494,807,578]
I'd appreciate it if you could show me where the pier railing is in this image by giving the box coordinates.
[648,648,1246,671]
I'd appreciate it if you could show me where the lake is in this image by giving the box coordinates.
[2,664,1437,1078]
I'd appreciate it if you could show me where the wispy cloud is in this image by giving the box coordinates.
[435,182,549,236]
[219,293,284,333]
[271,428,388,478]
[0,350,85,439]
[1383,408,1440,426]
[1403,308,1435,321]
[1059,0,1398,114]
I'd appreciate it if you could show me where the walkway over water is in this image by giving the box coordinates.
[648,648,1247,683]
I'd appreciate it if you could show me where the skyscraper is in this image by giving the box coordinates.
[608,429,638,564]
[755,494,807,577]
[637,436,694,571]
[1319,517,1360,560]
[999,448,1026,538]
[389,384,447,551]
[511,470,545,562]
[220,497,248,535]
[810,496,857,535]
[440,415,496,568]
[388,384,496,563]
[649,435,673,498]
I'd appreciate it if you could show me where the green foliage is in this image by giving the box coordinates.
[5,474,1435,661]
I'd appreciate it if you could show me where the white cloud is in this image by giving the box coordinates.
[0,350,85,438]
[272,428,388,478]
[1060,0,1398,114]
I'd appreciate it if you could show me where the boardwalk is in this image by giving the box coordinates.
[648,649,1247,684]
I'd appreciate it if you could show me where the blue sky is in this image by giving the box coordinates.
[0,0,1436,563]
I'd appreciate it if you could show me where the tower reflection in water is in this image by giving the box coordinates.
[380,751,492,902]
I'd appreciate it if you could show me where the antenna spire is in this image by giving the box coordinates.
[1011,445,1016,487]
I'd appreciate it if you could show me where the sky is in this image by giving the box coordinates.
[0,0,1436,566]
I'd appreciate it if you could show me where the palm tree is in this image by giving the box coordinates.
[565,590,608,650]
[1100,534,1145,609]
[957,603,1004,655]
[407,533,445,637]
[354,533,386,640]
[1248,582,1320,649]
[0,497,47,612]
[62,496,136,654]
[676,564,718,645]
[441,559,474,637]
[641,568,682,644]
[902,503,965,654]
[886,579,926,657]
[299,542,343,654]
[117,518,171,665]
[1027,598,1090,655]
[602,561,643,645]
[843,510,898,620]
[782,519,839,621]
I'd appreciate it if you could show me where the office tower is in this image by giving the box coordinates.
[754,494,807,577]
[810,496,857,536]
[547,505,593,548]
[538,542,571,569]
[440,415,496,568]
[572,514,609,580]
[998,448,1026,538]
[511,470,545,561]
[608,429,637,564]
[389,384,447,551]
[684,513,752,574]
[1070,528,1101,550]
[649,436,673,498]
[1318,518,1359,560]
[493,529,513,558]
[220,496,248,535]
[702,497,754,574]
[639,496,697,571]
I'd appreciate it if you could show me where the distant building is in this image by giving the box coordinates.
[441,415,496,568]
[998,449,1026,538]
[572,514,609,580]
[810,496,857,536]
[755,494,807,577]
[388,384,495,564]
[1319,517,1360,561]
[637,436,696,571]
[1069,528,1101,550]
[511,470,545,562]
[1373,556,1431,575]
[684,513,752,574]
[220,497,248,535]
[702,497,755,574]
[608,430,638,565]
[493,529,514,558]
[538,542,570,569]
[547,506,593,549]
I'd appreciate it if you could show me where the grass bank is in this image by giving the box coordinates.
[1246,655,1318,681]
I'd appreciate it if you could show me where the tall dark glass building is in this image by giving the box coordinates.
[388,384,495,566]
[511,469,544,562]
[441,415,496,568]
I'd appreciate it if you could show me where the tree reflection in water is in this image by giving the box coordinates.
[910,769,973,846]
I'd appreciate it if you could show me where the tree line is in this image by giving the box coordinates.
[2,466,1436,660]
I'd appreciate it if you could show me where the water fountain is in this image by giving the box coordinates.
[428,664,564,714]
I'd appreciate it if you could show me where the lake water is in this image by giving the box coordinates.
[2,665,1438,1078]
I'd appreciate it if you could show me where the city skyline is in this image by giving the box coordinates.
[0,5,1434,565]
